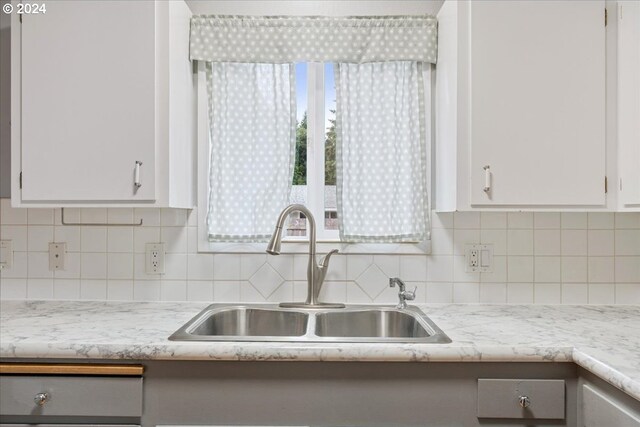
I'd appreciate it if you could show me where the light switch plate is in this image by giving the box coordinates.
[49,242,66,271]
[0,240,13,270]
[465,244,493,273]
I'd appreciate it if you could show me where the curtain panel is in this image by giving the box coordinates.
[206,63,296,242]
[335,61,430,242]
[190,15,438,64]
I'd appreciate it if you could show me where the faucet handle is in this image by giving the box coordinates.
[404,286,417,301]
[320,249,339,268]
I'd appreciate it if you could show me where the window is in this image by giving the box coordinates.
[192,13,437,254]
[285,63,339,241]
[196,59,433,254]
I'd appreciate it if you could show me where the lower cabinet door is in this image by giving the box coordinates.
[583,384,640,427]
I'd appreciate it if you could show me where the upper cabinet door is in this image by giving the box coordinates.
[469,1,606,207]
[618,1,640,209]
[19,1,156,202]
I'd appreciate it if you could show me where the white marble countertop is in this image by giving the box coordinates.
[1,301,639,401]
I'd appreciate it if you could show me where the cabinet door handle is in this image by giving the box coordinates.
[134,161,143,189]
[483,165,491,193]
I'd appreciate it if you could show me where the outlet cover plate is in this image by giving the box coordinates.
[465,244,493,273]
[49,242,66,271]
[146,242,165,275]
[0,240,13,270]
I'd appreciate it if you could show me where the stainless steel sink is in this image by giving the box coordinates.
[170,304,451,343]
[190,307,308,337]
[315,309,431,339]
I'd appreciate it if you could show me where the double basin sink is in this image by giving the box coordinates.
[170,304,451,343]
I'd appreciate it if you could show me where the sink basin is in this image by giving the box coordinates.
[190,307,308,337]
[169,304,451,343]
[315,309,431,339]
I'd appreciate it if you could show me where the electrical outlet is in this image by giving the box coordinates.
[49,242,66,271]
[469,248,479,267]
[465,244,493,273]
[0,240,13,270]
[146,243,165,274]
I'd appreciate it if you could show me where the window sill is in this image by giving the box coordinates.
[198,239,431,255]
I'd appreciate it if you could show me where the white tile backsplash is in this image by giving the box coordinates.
[26,278,53,299]
[533,212,561,229]
[107,280,134,301]
[187,280,214,301]
[588,230,615,256]
[588,257,615,283]
[80,227,107,252]
[1,202,639,305]
[53,279,81,300]
[615,230,640,256]
[27,226,53,252]
[1,226,27,251]
[426,282,453,303]
[533,230,560,256]
[479,282,507,303]
[561,213,588,229]
[27,208,54,225]
[588,213,614,230]
[562,283,589,304]
[561,230,588,256]
[534,283,561,304]
[107,227,134,253]
[507,282,534,303]
[588,283,615,304]
[507,212,534,229]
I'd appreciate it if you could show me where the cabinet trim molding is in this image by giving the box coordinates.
[0,363,144,376]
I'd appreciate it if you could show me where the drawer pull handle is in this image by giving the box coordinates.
[34,392,49,406]
[518,395,531,408]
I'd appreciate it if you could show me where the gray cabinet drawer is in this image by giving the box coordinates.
[0,375,142,417]
[477,378,565,419]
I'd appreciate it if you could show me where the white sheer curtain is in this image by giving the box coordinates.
[335,61,430,242]
[206,62,296,241]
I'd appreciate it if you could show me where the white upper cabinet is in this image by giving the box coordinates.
[435,0,608,211]
[11,0,195,208]
[617,1,640,210]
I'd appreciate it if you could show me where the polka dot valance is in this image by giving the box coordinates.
[190,15,438,64]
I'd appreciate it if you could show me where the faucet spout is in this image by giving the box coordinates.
[266,204,344,309]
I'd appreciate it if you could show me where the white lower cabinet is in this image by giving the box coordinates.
[11,0,195,208]
[435,0,615,211]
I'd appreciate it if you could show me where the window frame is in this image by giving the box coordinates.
[196,61,433,254]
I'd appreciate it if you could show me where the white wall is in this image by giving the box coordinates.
[1,199,639,304]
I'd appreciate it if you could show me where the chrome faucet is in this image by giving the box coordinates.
[389,277,416,309]
[266,204,345,309]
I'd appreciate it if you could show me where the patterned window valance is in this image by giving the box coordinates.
[190,15,438,64]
